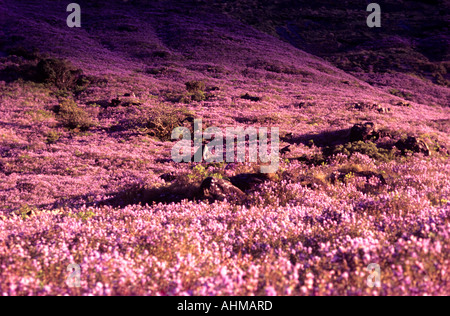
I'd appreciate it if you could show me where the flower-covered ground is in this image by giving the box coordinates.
[0,0,449,295]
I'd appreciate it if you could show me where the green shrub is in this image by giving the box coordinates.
[57,99,94,131]
[190,90,206,102]
[45,131,61,144]
[36,58,83,90]
[332,141,395,162]
[186,164,225,183]
[185,81,206,93]
[53,89,71,99]
[164,91,191,104]
[389,89,413,100]
[129,106,196,141]
[184,81,208,102]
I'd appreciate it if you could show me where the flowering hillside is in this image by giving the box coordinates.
[0,0,449,296]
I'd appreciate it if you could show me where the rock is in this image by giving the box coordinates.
[229,173,277,192]
[110,98,121,107]
[352,102,365,110]
[395,136,430,156]
[352,102,375,111]
[109,94,140,107]
[349,122,379,142]
[436,144,449,155]
[297,175,327,190]
[199,177,247,203]
[159,173,176,182]
[241,93,261,102]
[229,174,265,192]
[396,101,411,107]
[352,102,391,114]
[282,132,293,141]
[295,101,315,108]
[280,145,291,155]
[376,105,391,114]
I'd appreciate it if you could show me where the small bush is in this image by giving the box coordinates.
[147,67,168,75]
[53,89,71,99]
[185,81,206,93]
[190,90,206,102]
[164,91,192,104]
[57,99,94,131]
[163,82,208,103]
[185,164,225,183]
[45,131,61,144]
[127,106,196,141]
[331,141,395,162]
[36,58,83,90]
[389,89,413,100]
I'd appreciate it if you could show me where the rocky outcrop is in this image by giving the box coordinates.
[395,136,430,156]
[349,122,380,142]
[110,93,141,107]
[229,173,278,192]
[199,177,247,203]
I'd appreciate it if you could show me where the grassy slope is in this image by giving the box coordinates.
[0,0,449,295]
[2,0,446,209]
[205,0,450,106]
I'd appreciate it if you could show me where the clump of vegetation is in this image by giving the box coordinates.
[15,204,37,220]
[185,80,206,92]
[147,67,169,75]
[68,210,96,222]
[185,81,206,102]
[147,109,193,140]
[7,47,40,60]
[127,106,196,141]
[57,99,94,131]
[25,109,54,122]
[248,60,310,76]
[162,81,210,103]
[389,89,413,100]
[331,141,395,162]
[36,58,83,91]
[2,48,97,94]
[186,164,225,183]
[45,131,61,144]
[163,91,192,104]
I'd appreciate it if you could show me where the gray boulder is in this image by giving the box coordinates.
[349,122,379,142]
[395,136,430,156]
[199,177,247,203]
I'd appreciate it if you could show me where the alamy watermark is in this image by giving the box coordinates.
[66,3,81,28]
[171,119,280,173]
[66,263,81,288]
[367,3,381,28]
[367,263,381,288]
[66,3,380,29]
